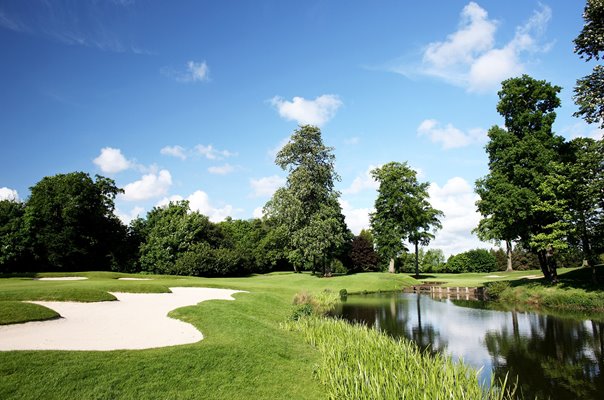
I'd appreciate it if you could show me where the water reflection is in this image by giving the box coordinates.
[334,293,604,400]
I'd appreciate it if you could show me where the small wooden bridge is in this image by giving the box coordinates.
[405,284,486,300]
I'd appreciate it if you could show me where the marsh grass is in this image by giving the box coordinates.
[283,316,515,400]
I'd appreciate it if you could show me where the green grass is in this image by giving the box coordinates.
[0,302,59,325]
[0,271,416,399]
[283,316,515,400]
[412,268,576,287]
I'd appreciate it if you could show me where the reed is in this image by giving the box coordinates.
[283,316,515,400]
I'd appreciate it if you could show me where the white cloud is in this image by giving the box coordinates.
[0,187,19,202]
[186,61,209,82]
[195,144,236,160]
[343,166,379,195]
[270,94,343,126]
[208,164,235,175]
[252,206,264,219]
[115,206,145,225]
[121,170,172,201]
[162,60,209,83]
[563,122,604,141]
[158,190,239,223]
[340,199,372,235]
[345,137,360,145]
[93,147,132,174]
[427,177,488,256]
[250,175,286,197]
[160,145,187,160]
[401,2,551,93]
[417,119,486,149]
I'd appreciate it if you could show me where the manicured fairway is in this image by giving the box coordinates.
[0,271,416,400]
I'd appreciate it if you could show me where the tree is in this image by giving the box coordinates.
[563,138,604,280]
[0,200,29,272]
[24,172,127,271]
[349,231,379,273]
[264,125,349,275]
[574,0,604,128]
[475,75,566,282]
[138,201,222,275]
[370,162,442,278]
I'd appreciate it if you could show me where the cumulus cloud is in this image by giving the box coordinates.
[121,170,172,201]
[427,177,488,256]
[563,122,604,141]
[343,166,380,195]
[160,145,187,160]
[162,60,209,83]
[340,199,372,235]
[115,206,145,225]
[0,187,19,202]
[270,94,343,126]
[417,119,486,149]
[157,190,239,222]
[208,164,235,175]
[93,147,132,174]
[398,2,552,93]
[250,175,286,197]
[195,144,237,160]
[252,206,264,219]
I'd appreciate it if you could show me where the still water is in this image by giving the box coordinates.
[334,292,604,400]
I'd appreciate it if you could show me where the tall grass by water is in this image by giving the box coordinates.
[283,316,515,400]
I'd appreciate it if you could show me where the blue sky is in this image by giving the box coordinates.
[0,0,601,255]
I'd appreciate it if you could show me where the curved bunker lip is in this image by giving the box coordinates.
[0,287,246,351]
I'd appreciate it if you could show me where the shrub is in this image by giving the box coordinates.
[331,259,348,275]
[484,280,511,299]
[292,290,340,317]
[445,249,497,273]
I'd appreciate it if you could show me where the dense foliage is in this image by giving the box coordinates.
[264,125,351,275]
[445,249,497,273]
[370,162,442,276]
[574,0,604,128]
[475,74,604,281]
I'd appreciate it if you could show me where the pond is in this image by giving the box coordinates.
[333,292,604,400]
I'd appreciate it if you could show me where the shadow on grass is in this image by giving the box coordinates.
[506,266,604,292]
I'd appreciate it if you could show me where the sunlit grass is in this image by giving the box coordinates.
[283,316,515,400]
[0,271,416,399]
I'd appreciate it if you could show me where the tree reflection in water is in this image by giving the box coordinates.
[336,292,604,400]
[485,314,604,400]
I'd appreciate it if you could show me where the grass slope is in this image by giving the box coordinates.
[0,271,416,400]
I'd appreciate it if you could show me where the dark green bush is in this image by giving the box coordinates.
[445,249,497,273]
[484,281,511,299]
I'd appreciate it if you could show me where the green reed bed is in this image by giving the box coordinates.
[283,316,514,400]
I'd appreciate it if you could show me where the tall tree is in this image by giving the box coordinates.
[574,0,604,128]
[475,75,565,282]
[264,125,349,274]
[370,162,442,277]
[563,138,604,280]
[0,199,29,272]
[24,172,127,271]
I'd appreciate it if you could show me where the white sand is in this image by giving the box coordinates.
[522,275,543,279]
[35,277,88,281]
[0,287,243,351]
[485,275,504,278]
[117,278,152,281]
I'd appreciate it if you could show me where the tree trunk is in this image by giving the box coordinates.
[537,250,552,282]
[506,240,513,272]
[388,258,395,273]
[414,241,420,279]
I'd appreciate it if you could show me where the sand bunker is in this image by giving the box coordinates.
[35,277,88,281]
[0,287,243,351]
[485,275,504,278]
[522,275,543,279]
[117,278,152,281]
